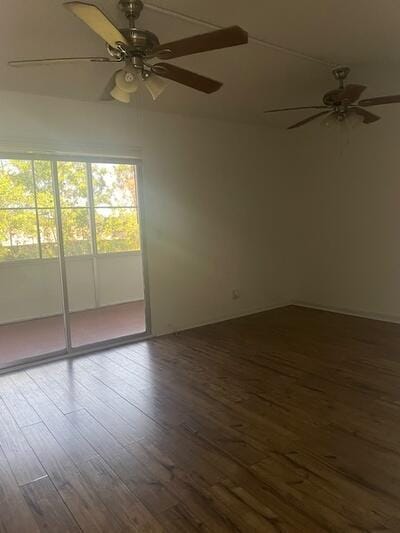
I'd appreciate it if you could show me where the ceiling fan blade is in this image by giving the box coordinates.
[358,95,400,107]
[337,84,367,103]
[152,63,222,94]
[265,105,328,113]
[150,26,248,60]
[64,2,128,49]
[288,111,330,130]
[8,57,118,67]
[351,107,381,124]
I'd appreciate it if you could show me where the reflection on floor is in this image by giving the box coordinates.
[0,301,146,367]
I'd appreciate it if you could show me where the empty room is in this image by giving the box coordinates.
[1,0,400,531]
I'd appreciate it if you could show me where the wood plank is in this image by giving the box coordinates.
[22,421,128,532]
[261,446,400,529]
[11,371,99,465]
[138,427,227,486]
[81,356,187,427]
[129,441,239,533]
[89,350,151,390]
[21,476,80,532]
[0,448,40,532]
[157,504,207,532]
[27,364,84,414]
[28,361,139,446]
[66,408,177,514]
[0,398,46,486]
[60,360,163,440]
[78,456,164,532]
[0,373,41,427]
[210,481,287,533]
[251,453,390,531]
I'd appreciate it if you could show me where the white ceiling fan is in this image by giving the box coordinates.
[9,0,249,104]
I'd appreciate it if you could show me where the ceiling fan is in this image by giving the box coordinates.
[265,67,400,130]
[8,0,248,103]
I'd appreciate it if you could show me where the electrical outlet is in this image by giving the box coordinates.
[232,289,240,300]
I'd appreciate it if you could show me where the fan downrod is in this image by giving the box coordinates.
[332,66,350,88]
[118,0,144,26]
[323,66,351,106]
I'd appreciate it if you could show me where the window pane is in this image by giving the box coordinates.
[57,161,88,207]
[0,209,39,261]
[38,209,59,258]
[95,208,140,253]
[92,163,137,207]
[61,208,92,256]
[0,159,35,208]
[34,160,54,208]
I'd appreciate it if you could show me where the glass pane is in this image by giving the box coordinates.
[95,207,140,253]
[92,163,137,207]
[0,209,39,261]
[61,208,92,256]
[38,209,58,258]
[34,160,54,208]
[0,159,35,208]
[57,161,88,207]
[0,187,65,364]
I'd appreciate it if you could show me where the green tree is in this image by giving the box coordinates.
[0,159,140,261]
[0,160,38,260]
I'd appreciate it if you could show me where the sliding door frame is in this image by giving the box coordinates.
[0,152,152,374]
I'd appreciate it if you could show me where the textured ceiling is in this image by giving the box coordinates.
[1,0,400,125]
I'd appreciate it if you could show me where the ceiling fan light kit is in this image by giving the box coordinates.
[346,110,366,129]
[321,109,364,130]
[115,69,139,93]
[109,66,168,102]
[321,112,343,129]
[143,72,169,101]
[265,66,400,130]
[110,84,131,103]
[8,0,248,104]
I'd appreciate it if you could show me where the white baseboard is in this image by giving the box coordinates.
[156,301,292,336]
[292,300,400,325]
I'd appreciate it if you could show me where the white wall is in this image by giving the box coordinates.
[0,90,293,335]
[290,112,400,322]
[0,253,144,324]
[4,89,394,333]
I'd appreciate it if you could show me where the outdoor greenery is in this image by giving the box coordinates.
[0,159,141,262]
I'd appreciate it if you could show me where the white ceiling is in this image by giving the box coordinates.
[2,0,400,126]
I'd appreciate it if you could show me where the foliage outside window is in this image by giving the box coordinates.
[0,158,141,262]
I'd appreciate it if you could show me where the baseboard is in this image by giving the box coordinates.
[156,301,292,336]
[292,300,400,325]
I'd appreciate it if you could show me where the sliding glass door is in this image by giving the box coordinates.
[0,154,148,369]
[0,158,66,366]
[58,159,146,349]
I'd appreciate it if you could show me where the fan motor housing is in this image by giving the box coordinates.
[125,28,159,51]
[323,89,343,107]
[109,29,159,58]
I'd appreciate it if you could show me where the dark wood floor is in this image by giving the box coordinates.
[2,305,400,531]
